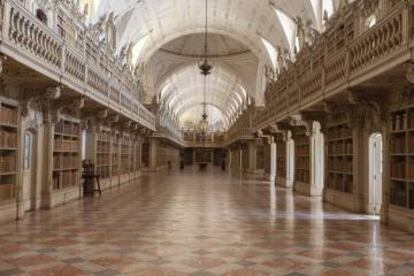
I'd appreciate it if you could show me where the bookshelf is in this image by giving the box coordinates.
[112,134,119,178]
[0,102,18,201]
[295,129,310,183]
[142,141,149,168]
[257,145,265,170]
[132,137,141,172]
[389,108,414,209]
[276,134,286,178]
[120,134,130,174]
[326,115,354,194]
[53,118,80,190]
[96,130,111,179]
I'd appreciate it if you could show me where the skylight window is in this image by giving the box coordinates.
[275,9,296,53]
[131,36,149,66]
[261,38,277,70]
[322,0,334,18]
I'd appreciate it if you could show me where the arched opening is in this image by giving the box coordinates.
[21,130,37,214]
[369,133,383,216]
[36,9,48,25]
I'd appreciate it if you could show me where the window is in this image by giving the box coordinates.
[23,133,32,170]
[36,9,48,25]
[366,15,377,29]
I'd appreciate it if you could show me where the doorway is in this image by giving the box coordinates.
[369,133,383,216]
[22,131,35,212]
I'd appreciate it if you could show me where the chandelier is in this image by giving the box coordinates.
[198,0,211,135]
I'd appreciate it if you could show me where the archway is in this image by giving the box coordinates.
[368,133,383,216]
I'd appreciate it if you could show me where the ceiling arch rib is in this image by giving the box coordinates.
[94,0,318,68]
[89,0,337,131]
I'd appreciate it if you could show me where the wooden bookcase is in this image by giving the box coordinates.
[389,108,414,209]
[276,134,286,178]
[142,141,149,168]
[256,145,265,170]
[295,129,310,184]
[326,116,354,194]
[96,130,111,179]
[0,102,18,201]
[112,134,120,178]
[120,134,130,174]
[53,118,80,190]
[132,137,141,172]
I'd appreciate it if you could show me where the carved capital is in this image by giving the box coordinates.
[45,86,61,100]
[98,109,109,119]
[0,55,5,75]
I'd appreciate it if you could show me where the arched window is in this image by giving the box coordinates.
[36,9,48,25]
[23,133,32,170]
[366,15,377,29]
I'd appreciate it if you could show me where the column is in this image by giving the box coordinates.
[41,117,55,209]
[309,122,324,196]
[239,146,243,171]
[286,130,295,188]
[149,138,159,171]
[247,140,257,173]
[267,139,277,183]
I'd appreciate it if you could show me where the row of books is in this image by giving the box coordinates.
[296,170,309,183]
[54,139,79,152]
[327,174,353,193]
[121,145,130,154]
[296,145,309,155]
[390,181,408,207]
[295,135,308,145]
[408,162,414,179]
[0,155,16,173]
[392,112,414,131]
[327,126,352,139]
[96,167,110,179]
[97,142,110,153]
[0,106,18,126]
[53,171,78,189]
[0,130,17,148]
[328,142,353,154]
[391,136,406,153]
[0,184,13,200]
[53,155,79,169]
[97,132,111,141]
[96,154,110,166]
[391,161,406,179]
[55,121,80,135]
[328,159,353,172]
[296,158,309,170]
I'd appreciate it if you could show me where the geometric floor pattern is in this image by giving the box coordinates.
[0,168,413,275]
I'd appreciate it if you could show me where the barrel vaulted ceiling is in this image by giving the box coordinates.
[90,0,342,130]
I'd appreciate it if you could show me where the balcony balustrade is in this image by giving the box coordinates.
[0,0,155,130]
[255,0,411,131]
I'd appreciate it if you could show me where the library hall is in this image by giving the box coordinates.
[0,0,414,275]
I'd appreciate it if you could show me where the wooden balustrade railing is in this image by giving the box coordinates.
[0,0,156,129]
[254,0,412,130]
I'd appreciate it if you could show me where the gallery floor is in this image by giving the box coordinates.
[0,168,413,276]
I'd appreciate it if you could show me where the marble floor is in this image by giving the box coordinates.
[0,168,413,276]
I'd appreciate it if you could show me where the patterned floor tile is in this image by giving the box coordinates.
[0,168,412,275]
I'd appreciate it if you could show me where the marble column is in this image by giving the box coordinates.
[309,122,324,196]
[286,130,295,188]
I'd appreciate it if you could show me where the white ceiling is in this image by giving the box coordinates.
[89,0,340,130]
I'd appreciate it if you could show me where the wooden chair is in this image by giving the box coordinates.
[82,160,102,197]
